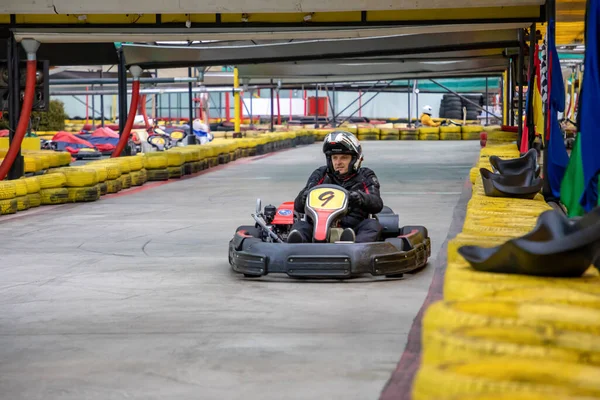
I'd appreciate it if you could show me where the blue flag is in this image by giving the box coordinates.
[580,0,600,211]
[546,18,570,199]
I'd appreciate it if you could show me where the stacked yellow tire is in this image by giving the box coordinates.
[37,172,68,205]
[144,152,169,181]
[356,126,380,141]
[51,167,101,203]
[418,127,440,140]
[412,142,600,400]
[0,181,18,215]
[440,126,462,141]
[462,125,484,140]
[0,150,71,175]
[379,128,400,140]
[21,176,41,208]
[87,160,123,194]
[400,128,419,140]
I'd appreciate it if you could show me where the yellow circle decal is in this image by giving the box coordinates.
[307,187,346,210]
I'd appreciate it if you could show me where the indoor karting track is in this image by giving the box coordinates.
[0,141,479,400]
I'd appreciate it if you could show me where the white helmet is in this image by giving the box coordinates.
[423,105,433,115]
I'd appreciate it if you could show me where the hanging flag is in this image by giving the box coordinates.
[560,133,586,217]
[545,17,570,200]
[579,0,600,212]
[521,43,543,153]
[532,50,545,141]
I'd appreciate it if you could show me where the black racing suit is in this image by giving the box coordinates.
[292,166,384,243]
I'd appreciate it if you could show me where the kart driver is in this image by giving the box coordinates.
[287,131,384,243]
[420,105,442,127]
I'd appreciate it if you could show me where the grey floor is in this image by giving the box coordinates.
[0,141,479,400]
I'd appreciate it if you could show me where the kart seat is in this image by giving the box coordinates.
[480,168,543,200]
[458,207,600,277]
[489,148,539,177]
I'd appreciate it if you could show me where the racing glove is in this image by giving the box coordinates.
[348,191,364,207]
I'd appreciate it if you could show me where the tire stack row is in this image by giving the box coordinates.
[439,94,483,121]
[411,143,600,400]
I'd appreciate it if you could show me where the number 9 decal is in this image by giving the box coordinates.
[308,187,346,210]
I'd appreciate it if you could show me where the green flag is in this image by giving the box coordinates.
[560,133,586,217]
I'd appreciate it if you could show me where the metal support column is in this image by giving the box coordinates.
[7,32,23,180]
[188,67,195,144]
[314,84,319,128]
[91,84,96,129]
[485,77,489,125]
[517,29,525,144]
[100,69,105,127]
[332,84,336,125]
[407,81,411,127]
[508,57,514,125]
[270,79,274,132]
[117,48,127,137]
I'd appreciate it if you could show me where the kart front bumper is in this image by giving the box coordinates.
[228,235,431,279]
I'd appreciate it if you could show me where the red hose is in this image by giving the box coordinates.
[140,94,151,131]
[276,91,281,125]
[111,80,140,158]
[0,60,37,180]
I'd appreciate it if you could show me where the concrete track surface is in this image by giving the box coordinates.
[0,141,479,400]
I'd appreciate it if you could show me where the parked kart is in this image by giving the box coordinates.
[229,184,431,279]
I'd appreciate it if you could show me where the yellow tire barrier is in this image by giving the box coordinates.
[58,167,99,187]
[419,127,440,135]
[98,182,108,196]
[67,185,101,202]
[165,151,186,167]
[144,153,169,169]
[27,193,41,208]
[168,165,184,179]
[419,133,440,140]
[0,181,17,200]
[462,131,482,140]
[462,125,485,133]
[0,198,17,215]
[24,156,43,173]
[422,325,600,366]
[147,168,169,181]
[13,180,28,197]
[423,300,600,334]
[444,263,600,302]
[440,126,462,134]
[412,358,600,400]
[440,132,462,140]
[15,195,30,211]
[40,188,69,205]
[125,155,144,171]
[105,179,122,194]
[130,169,147,186]
[21,177,40,194]
[38,173,67,189]
[357,134,380,141]
[85,165,108,182]
[120,173,132,190]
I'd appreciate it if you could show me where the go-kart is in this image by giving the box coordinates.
[228,184,431,279]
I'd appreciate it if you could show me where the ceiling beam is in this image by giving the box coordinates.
[121,29,519,69]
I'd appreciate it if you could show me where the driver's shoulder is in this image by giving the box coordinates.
[358,167,378,177]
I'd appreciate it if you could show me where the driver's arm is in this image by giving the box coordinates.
[355,169,384,214]
[294,167,326,213]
